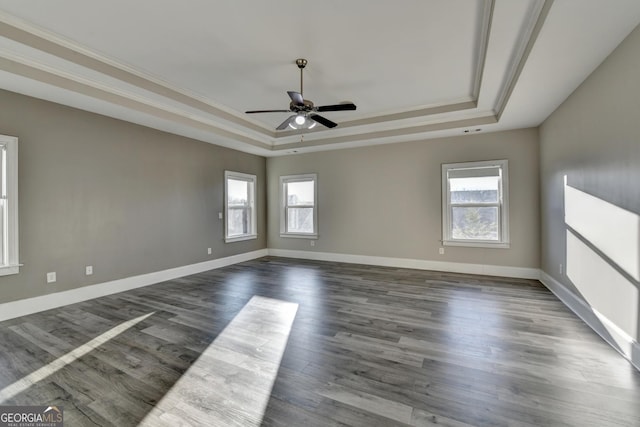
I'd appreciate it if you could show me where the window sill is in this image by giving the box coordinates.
[0,264,21,276]
[225,234,257,243]
[443,240,510,249]
[280,233,318,240]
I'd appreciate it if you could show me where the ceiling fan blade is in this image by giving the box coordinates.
[287,91,305,106]
[245,109,291,113]
[316,103,357,112]
[276,115,296,130]
[310,114,338,128]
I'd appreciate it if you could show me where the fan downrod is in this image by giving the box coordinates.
[296,58,308,97]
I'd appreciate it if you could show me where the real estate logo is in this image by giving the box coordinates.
[0,405,63,427]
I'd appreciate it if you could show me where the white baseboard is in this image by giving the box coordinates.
[0,249,268,322]
[270,249,638,371]
[267,249,540,280]
[3,246,636,372]
[539,271,640,372]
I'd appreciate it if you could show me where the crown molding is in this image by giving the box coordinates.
[0,12,276,136]
[272,114,497,152]
[275,0,495,138]
[0,1,552,154]
[0,54,274,155]
[276,0,549,151]
[473,0,495,100]
[494,0,553,120]
[283,99,478,138]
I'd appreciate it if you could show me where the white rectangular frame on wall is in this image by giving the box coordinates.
[441,159,510,248]
[0,134,19,276]
[224,170,258,243]
[279,173,318,239]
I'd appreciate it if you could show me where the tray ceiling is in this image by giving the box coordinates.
[0,0,639,156]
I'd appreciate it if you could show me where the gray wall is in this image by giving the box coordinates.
[268,128,540,269]
[0,89,266,304]
[540,24,640,340]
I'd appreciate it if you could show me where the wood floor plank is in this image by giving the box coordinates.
[0,256,639,426]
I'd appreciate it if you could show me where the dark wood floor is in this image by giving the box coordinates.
[0,257,639,426]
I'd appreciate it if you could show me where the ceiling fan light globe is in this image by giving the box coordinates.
[295,115,306,125]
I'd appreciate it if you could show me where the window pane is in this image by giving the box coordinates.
[228,208,249,236]
[451,207,498,240]
[0,147,4,265]
[450,176,499,203]
[0,199,4,265]
[287,207,314,233]
[287,181,314,206]
[227,179,248,206]
[1,146,6,198]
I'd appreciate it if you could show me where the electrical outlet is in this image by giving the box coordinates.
[46,272,56,283]
[310,241,315,247]
[439,247,445,255]
[218,212,223,220]
[559,263,563,275]
[85,265,93,275]
[207,248,212,255]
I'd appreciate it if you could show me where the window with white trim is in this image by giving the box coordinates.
[0,134,19,275]
[280,174,317,238]
[224,171,257,243]
[442,160,509,248]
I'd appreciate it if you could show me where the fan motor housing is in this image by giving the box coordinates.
[290,99,314,113]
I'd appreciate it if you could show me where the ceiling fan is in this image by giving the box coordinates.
[245,58,357,131]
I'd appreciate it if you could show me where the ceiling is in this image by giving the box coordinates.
[0,0,639,156]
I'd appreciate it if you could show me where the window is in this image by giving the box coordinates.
[0,134,19,275]
[224,171,257,243]
[280,174,317,238]
[442,160,509,248]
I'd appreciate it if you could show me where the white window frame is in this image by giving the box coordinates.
[280,173,318,239]
[224,171,257,243]
[442,159,509,248]
[0,134,19,276]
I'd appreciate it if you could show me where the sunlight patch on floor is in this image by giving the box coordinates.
[0,311,155,403]
[140,295,298,427]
